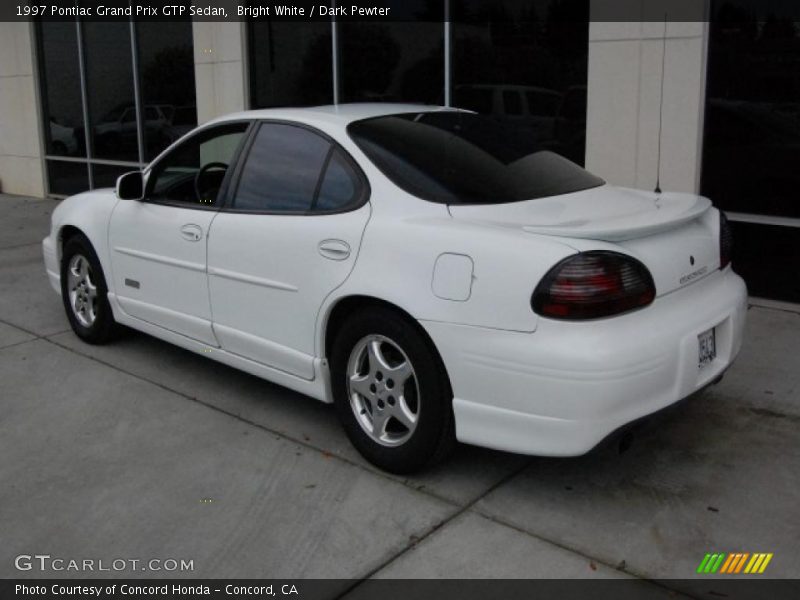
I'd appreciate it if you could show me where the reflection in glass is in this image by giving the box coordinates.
[92,164,136,190]
[46,160,89,196]
[703,1,800,219]
[728,221,800,303]
[137,22,198,160]
[38,23,85,157]
[316,150,361,211]
[234,124,331,212]
[249,21,334,108]
[452,0,589,165]
[37,20,197,196]
[83,22,138,162]
[339,22,443,104]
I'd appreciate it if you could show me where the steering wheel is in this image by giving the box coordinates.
[194,162,229,204]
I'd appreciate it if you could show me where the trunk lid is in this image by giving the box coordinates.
[448,184,720,296]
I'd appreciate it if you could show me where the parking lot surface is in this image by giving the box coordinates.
[1,194,798,594]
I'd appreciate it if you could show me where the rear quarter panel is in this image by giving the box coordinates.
[316,185,578,356]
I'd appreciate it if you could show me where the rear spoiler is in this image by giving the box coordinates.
[522,196,712,242]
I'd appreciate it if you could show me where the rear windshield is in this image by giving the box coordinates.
[347,112,604,205]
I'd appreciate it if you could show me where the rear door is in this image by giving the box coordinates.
[208,121,370,379]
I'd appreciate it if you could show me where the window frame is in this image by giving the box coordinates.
[142,119,254,211]
[221,119,371,216]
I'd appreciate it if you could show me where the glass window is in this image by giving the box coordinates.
[452,0,590,165]
[726,221,800,303]
[37,20,196,196]
[83,22,138,162]
[46,160,89,196]
[702,1,800,219]
[172,106,195,127]
[38,23,85,158]
[526,90,561,117]
[92,164,135,189]
[503,90,523,115]
[339,21,444,104]
[137,21,197,160]
[148,124,248,206]
[315,150,362,212]
[452,87,494,114]
[348,112,603,204]
[249,21,333,108]
[234,123,332,212]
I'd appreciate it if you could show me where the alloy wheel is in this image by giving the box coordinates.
[67,253,98,327]
[346,334,421,447]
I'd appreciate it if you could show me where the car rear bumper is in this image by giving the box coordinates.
[420,267,748,456]
[42,235,60,293]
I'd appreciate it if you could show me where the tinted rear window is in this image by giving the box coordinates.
[348,112,603,204]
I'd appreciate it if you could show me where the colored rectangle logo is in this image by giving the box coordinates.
[698,552,773,574]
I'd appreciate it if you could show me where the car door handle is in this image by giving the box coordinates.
[318,239,351,261]
[180,223,203,242]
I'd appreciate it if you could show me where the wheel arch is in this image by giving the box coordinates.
[57,224,86,261]
[321,295,453,395]
[48,189,120,290]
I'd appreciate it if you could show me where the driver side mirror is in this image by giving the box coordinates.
[116,171,144,201]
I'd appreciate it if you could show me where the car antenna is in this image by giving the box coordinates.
[654,13,668,195]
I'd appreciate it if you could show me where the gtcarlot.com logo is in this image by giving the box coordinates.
[15,554,194,572]
[697,552,774,574]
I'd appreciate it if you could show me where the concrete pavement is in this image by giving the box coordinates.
[0,194,798,593]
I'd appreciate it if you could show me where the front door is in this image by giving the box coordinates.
[208,122,371,379]
[108,122,249,345]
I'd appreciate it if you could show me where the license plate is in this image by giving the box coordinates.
[698,327,716,369]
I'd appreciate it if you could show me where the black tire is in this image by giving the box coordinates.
[330,306,456,474]
[60,233,118,344]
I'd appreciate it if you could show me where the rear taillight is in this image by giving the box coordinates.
[719,211,733,269]
[532,251,656,320]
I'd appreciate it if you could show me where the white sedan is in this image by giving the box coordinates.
[42,104,747,473]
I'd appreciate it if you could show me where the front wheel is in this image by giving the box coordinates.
[60,234,118,344]
[330,307,455,474]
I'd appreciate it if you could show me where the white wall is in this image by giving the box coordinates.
[192,21,249,124]
[0,22,45,197]
[585,16,709,194]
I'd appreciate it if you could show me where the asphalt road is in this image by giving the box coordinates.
[1,194,798,595]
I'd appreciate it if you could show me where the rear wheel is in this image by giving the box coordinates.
[60,234,118,344]
[331,307,455,473]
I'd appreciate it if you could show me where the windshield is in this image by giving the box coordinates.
[347,112,604,204]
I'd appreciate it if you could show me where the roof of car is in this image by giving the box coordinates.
[208,103,458,128]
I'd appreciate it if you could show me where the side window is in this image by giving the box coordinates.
[315,150,361,212]
[234,123,331,212]
[527,92,560,117]
[148,123,248,206]
[503,91,523,116]
[453,87,493,114]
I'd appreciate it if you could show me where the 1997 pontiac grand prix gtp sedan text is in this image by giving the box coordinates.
[42,104,747,473]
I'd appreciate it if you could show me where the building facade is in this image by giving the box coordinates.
[0,0,797,302]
